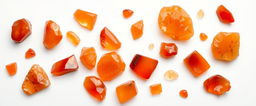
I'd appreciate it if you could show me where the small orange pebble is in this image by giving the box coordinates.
[43,20,63,49]
[216,5,235,24]
[179,89,188,98]
[131,20,143,40]
[84,76,106,101]
[200,33,208,41]
[6,62,17,76]
[66,31,80,46]
[164,70,178,81]
[25,48,36,59]
[100,27,121,50]
[123,9,134,18]
[204,75,231,96]
[160,42,178,58]
[74,9,97,30]
[97,52,125,81]
[11,18,32,43]
[184,50,210,77]
[212,32,240,61]
[150,83,162,95]
[130,54,158,79]
[22,64,50,95]
[116,80,137,104]
[51,55,79,76]
[80,47,97,70]
[197,9,204,19]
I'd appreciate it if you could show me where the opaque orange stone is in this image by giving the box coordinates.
[216,5,235,24]
[158,5,194,41]
[80,47,97,70]
[130,54,158,79]
[74,9,97,30]
[200,33,208,41]
[6,62,17,76]
[66,31,80,46]
[25,48,36,59]
[22,64,50,95]
[184,51,210,77]
[150,83,162,95]
[212,32,240,61]
[160,42,178,58]
[204,75,231,95]
[116,80,137,104]
[123,9,133,18]
[43,20,63,49]
[11,18,31,43]
[179,89,188,98]
[131,20,143,40]
[100,27,121,50]
[51,55,79,76]
[84,76,106,101]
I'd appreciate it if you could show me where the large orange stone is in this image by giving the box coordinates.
[84,76,106,101]
[131,20,143,40]
[51,55,79,76]
[11,18,31,43]
[80,47,97,70]
[43,20,63,49]
[74,9,97,30]
[204,75,231,95]
[100,27,121,50]
[216,5,235,24]
[116,80,137,104]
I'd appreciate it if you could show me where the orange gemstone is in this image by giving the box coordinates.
[123,9,134,18]
[25,48,36,59]
[6,62,17,76]
[11,18,31,43]
[216,5,235,24]
[84,76,106,101]
[131,20,143,40]
[100,27,121,50]
[160,42,178,58]
[204,75,231,95]
[212,32,240,61]
[184,51,210,77]
[200,33,208,41]
[150,83,162,95]
[43,20,63,49]
[130,54,158,79]
[116,80,137,104]
[158,5,194,40]
[74,9,97,30]
[179,89,188,98]
[66,31,80,46]
[51,55,79,76]
[97,52,125,81]
[80,47,97,70]
[22,64,50,95]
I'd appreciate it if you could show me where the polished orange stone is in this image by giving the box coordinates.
[204,75,231,95]
[6,62,17,76]
[158,5,194,41]
[150,83,162,95]
[179,89,188,98]
[80,47,97,70]
[130,54,158,79]
[184,51,210,77]
[51,55,79,76]
[160,42,178,58]
[84,76,106,101]
[123,9,133,18]
[97,52,125,81]
[100,27,121,50]
[212,32,240,61]
[25,48,36,59]
[66,31,80,46]
[216,5,235,24]
[74,9,97,30]
[11,18,31,43]
[131,20,143,40]
[116,80,137,104]
[200,33,208,41]
[22,64,50,95]
[43,20,63,49]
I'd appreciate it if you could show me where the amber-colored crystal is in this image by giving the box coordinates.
[160,42,178,58]
[204,75,231,95]
[80,47,97,70]
[216,5,235,24]
[43,20,62,49]
[74,9,97,30]
[158,5,194,41]
[131,20,143,40]
[200,33,208,41]
[6,62,17,76]
[212,32,240,61]
[197,9,204,19]
[51,55,79,76]
[130,54,158,79]
[100,27,121,50]
[11,18,31,43]
[179,89,188,98]
[148,43,154,50]
[25,48,36,59]
[150,83,162,95]
[84,76,106,101]
[184,51,210,77]
[66,31,80,46]
[164,70,178,81]
[123,9,133,18]
[22,64,50,95]
[116,80,137,104]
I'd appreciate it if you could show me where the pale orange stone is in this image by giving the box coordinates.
[66,31,80,46]
[80,47,97,70]
[131,20,143,40]
[100,27,121,50]
[74,9,97,30]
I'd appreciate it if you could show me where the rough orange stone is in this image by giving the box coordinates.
[100,27,121,50]
[66,31,80,46]
[74,9,97,30]
[216,5,235,24]
[43,20,63,49]
[184,51,210,77]
[123,9,134,18]
[150,83,162,95]
[116,80,137,104]
[22,64,50,95]
[160,42,178,58]
[131,20,143,40]
[51,55,79,76]
[97,52,125,81]
[204,75,231,95]
[200,33,208,41]
[25,48,36,59]
[84,76,106,101]
[179,89,188,98]
[158,5,194,40]
[212,32,240,61]
[11,18,31,43]
[80,47,97,70]
[6,62,17,76]
[130,54,158,79]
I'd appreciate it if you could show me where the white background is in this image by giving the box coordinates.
[0,0,255,106]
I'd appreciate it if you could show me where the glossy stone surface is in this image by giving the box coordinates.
[84,76,106,101]
[116,80,137,104]
[25,48,36,59]
[100,27,121,50]
[51,55,79,76]
[66,31,80,46]
[150,83,162,95]
[131,20,143,40]
[160,42,178,58]
[204,75,231,95]
[123,9,133,18]
[74,9,97,30]
[216,5,235,24]
[43,20,62,49]
[11,18,31,43]
[6,62,17,76]
[80,47,97,70]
